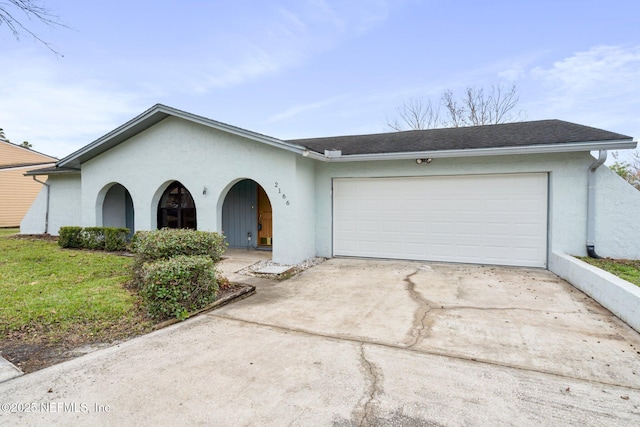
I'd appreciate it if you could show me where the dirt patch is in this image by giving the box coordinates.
[2,341,94,373]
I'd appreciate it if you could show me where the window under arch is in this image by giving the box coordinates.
[157,181,197,229]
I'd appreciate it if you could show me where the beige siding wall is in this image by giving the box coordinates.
[0,166,54,227]
[0,141,56,166]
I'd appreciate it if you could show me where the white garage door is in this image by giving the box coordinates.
[333,173,548,267]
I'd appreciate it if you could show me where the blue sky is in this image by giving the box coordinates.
[1,0,639,159]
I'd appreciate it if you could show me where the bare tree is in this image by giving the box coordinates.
[388,84,523,131]
[488,84,520,124]
[0,0,67,55]
[386,98,440,131]
[441,89,466,128]
[463,87,488,126]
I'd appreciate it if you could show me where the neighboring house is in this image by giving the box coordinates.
[21,104,640,270]
[0,139,57,228]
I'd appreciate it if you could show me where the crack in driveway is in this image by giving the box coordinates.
[400,268,588,350]
[355,343,383,427]
[403,269,435,348]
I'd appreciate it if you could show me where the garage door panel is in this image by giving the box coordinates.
[333,173,548,267]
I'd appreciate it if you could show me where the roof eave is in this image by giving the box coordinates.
[58,104,306,168]
[307,139,637,162]
[24,167,81,176]
[0,161,57,171]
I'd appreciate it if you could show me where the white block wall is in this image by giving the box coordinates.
[550,252,640,332]
[595,165,640,259]
[20,174,81,234]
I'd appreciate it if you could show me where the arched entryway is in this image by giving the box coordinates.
[101,183,135,235]
[222,179,272,249]
[157,181,197,229]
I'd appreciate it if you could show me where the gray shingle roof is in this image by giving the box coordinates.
[287,120,633,155]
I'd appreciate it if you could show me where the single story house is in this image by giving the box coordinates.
[21,104,640,269]
[0,139,57,228]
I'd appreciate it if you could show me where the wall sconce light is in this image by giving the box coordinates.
[416,158,433,164]
[202,186,207,195]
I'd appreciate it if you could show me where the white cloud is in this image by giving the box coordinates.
[525,45,640,137]
[498,65,526,81]
[532,45,640,92]
[530,45,640,109]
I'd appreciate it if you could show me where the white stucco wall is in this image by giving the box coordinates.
[20,185,47,234]
[595,165,640,259]
[20,174,81,234]
[290,155,317,260]
[80,117,316,264]
[313,152,598,261]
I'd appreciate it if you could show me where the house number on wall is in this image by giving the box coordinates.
[274,182,290,205]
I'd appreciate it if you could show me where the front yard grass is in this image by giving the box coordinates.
[578,257,640,287]
[0,228,19,237]
[0,233,153,372]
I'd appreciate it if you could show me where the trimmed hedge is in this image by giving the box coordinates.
[58,226,129,251]
[131,228,227,269]
[140,255,219,320]
[58,226,83,248]
[102,227,130,251]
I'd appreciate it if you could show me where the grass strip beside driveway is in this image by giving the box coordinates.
[578,257,640,288]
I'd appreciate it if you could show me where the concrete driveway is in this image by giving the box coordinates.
[1,253,639,426]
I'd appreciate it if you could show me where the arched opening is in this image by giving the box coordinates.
[222,179,272,249]
[157,181,197,229]
[101,183,135,236]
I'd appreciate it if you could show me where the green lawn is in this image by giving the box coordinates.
[0,233,152,343]
[578,257,640,287]
[0,228,19,237]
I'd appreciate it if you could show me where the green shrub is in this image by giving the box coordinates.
[103,228,130,251]
[58,226,83,248]
[58,226,129,251]
[82,227,106,250]
[140,255,219,320]
[131,228,227,272]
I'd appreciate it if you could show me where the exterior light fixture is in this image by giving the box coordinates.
[202,186,207,195]
[416,158,433,164]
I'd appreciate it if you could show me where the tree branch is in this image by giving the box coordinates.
[0,0,69,56]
